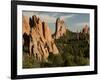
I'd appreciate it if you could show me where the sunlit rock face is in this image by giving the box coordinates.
[22,16,30,35]
[23,15,59,62]
[53,18,67,39]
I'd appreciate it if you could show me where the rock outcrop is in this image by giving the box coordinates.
[82,24,89,34]
[23,15,59,62]
[43,22,59,54]
[22,16,30,35]
[22,16,31,53]
[53,18,67,39]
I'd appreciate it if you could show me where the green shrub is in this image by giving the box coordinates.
[23,53,41,68]
[47,53,64,67]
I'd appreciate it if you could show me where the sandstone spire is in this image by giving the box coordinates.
[22,16,30,35]
[82,24,89,34]
[54,18,67,39]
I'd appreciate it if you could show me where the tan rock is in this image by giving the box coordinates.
[52,40,59,54]
[22,16,30,35]
[42,22,52,41]
[42,22,59,54]
[54,18,67,39]
[23,15,59,62]
[82,24,89,34]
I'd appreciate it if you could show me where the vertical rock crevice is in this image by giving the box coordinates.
[23,15,59,62]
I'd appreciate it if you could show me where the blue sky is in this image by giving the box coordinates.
[23,11,90,33]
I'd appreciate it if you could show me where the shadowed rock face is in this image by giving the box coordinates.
[23,15,59,62]
[54,18,67,39]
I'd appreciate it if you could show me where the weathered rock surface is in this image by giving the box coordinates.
[82,24,89,34]
[53,18,67,39]
[22,16,30,35]
[23,15,59,62]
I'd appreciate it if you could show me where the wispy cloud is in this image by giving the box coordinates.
[23,11,89,32]
[37,14,56,23]
[23,11,75,23]
[39,14,75,23]
[60,14,75,20]
[38,14,75,23]
[70,22,90,32]
[76,22,89,27]
[23,11,57,23]
[23,11,40,17]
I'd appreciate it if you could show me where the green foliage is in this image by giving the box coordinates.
[55,30,90,66]
[47,53,64,67]
[23,30,90,68]
[23,53,41,68]
[62,52,75,66]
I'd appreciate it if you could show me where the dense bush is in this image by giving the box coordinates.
[23,53,41,68]
[55,30,89,66]
[47,53,63,67]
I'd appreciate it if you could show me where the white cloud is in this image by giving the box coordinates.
[70,22,90,32]
[38,14,75,23]
[38,14,56,23]
[76,22,89,27]
[60,14,75,20]
[23,11,56,23]
[23,11,40,17]
[23,11,76,23]
[39,14,74,23]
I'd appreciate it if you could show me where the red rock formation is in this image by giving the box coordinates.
[82,24,89,34]
[22,16,30,35]
[54,18,67,39]
[23,15,59,61]
[42,22,52,41]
